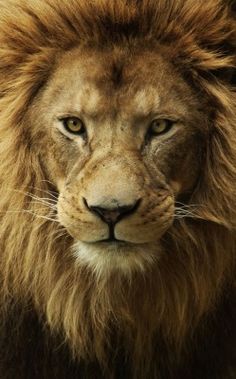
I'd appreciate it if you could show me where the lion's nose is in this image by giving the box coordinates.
[84,198,141,225]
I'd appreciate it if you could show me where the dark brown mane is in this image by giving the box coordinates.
[0,1,235,378]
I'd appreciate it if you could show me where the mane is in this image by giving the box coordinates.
[0,0,235,376]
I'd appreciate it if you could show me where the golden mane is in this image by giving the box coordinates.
[0,0,235,377]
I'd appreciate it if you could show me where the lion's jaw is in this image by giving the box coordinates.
[32,46,204,275]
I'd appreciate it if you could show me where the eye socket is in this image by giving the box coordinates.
[61,117,86,135]
[149,119,174,136]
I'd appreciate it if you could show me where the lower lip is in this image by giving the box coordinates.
[96,239,130,246]
[98,240,128,245]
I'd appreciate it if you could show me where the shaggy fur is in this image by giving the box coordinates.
[0,0,235,378]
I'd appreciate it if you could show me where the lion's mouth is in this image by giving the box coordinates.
[92,237,133,247]
[99,237,126,243]
[83,237,138,252]
[95,222,132,245]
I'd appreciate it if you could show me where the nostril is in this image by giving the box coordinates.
[90,206,121,224]
[83,198,141,225]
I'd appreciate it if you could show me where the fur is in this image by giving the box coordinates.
[0,0,235,378]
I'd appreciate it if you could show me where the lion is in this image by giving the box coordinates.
[0,0,235,378]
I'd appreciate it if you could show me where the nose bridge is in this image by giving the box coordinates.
[83,151,142,207]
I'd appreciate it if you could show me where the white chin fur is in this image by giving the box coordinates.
[72,241,160,279]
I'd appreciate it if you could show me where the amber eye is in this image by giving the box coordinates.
[149,119,174,136]
[61,117,86,135]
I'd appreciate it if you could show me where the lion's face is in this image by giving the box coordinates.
[30,46,206,274]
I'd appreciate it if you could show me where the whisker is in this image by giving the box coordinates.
[26,199,57,208]
[0,209,59,223]
[174,201,206,220]
[175,209,197,216]
[31,200,57,209]
[13,192,58,212]
[30,196,58,204]
[39,179,59,189]
[25,186,59,199]
[14,190,57,203]
[13,189,58,205]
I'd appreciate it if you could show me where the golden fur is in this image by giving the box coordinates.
[0,0,235,377]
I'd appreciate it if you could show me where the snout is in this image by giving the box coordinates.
[57,153,175,244]
[83,197,141,241]
[57,189,174,244]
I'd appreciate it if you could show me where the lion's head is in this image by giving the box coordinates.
[0,0,235,376]
[32,45,206,276]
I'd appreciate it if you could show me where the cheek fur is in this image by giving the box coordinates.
[149,133,203,194]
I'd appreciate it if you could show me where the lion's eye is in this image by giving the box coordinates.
[61,117,85,135]
[149,119,174,136]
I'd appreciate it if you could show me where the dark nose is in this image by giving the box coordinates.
[84,198,141,225]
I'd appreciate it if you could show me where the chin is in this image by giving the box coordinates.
[72,240,161,278]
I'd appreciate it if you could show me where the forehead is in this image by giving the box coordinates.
[45,46,197,118]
